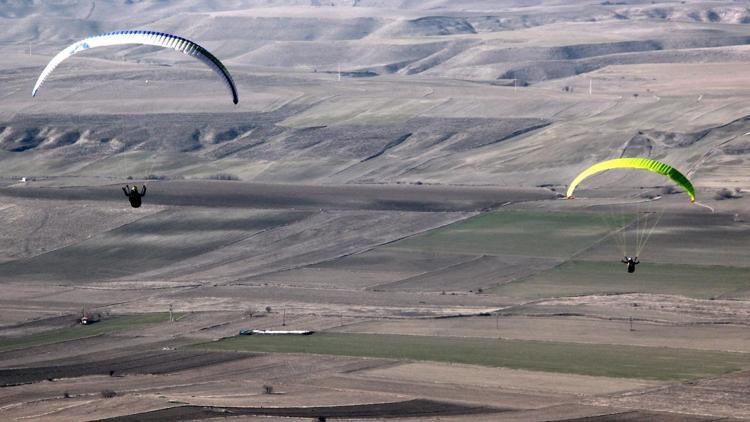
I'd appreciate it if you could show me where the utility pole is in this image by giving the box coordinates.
[629,316,634,332]
[282,308,286,326]
[169,304,173,323]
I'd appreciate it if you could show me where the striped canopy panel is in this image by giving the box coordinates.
[32,30,238,104]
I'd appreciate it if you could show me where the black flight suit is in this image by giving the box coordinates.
[123,185,146,208]
[621,257,639,273]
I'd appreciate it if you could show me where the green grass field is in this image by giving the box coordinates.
[0,313,178,353]
[193,332,750,381]
[386,210,615,258]
[491,260,750,299]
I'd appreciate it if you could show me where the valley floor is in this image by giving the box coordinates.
[0,180,749,421]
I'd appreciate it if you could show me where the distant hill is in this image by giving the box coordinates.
[1,0,750,190]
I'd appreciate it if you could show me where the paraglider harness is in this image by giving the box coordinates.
[621,256,639,273]
[123,185,146,208]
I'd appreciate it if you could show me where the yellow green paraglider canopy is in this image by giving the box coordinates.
[566,158,695,202]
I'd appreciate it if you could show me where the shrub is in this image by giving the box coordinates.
[714,188,740,200]
[207,173,239,181]
[660,185,676,195]
[101,390,117,398]
[262,385,274,394]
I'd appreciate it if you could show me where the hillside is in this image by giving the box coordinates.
[0,1,749,192]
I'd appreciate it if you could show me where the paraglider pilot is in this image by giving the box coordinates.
[621,256,639,273]
[123,185,146,208]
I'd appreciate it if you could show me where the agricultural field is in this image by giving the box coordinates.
[2,190,750,420]
[387,210,614,258]
[195,332,750,381]
[0,313,176,353]
[334,315,750,352]
[492,260,750,300]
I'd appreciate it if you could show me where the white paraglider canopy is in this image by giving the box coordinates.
[32,30,238,104]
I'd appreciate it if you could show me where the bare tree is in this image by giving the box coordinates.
[245,307,257,318]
